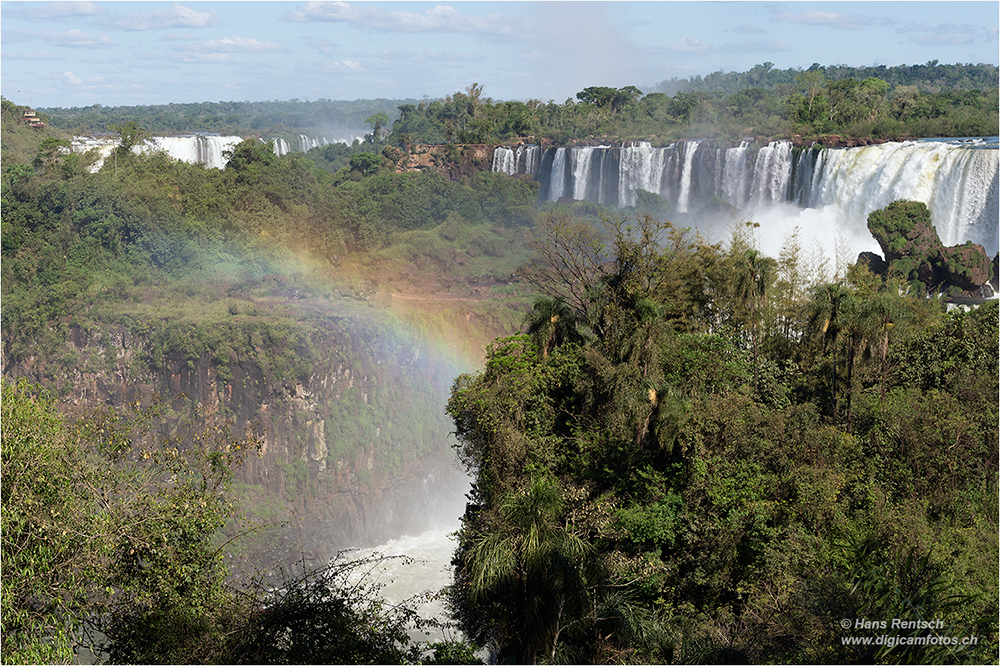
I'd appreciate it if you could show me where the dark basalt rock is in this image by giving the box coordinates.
[938,242,992,292]
[856,251,888,276]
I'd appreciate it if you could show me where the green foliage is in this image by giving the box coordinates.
[0,379,263,664]
[448,208,998,663]
[38,97,416,136]
[1,379,486,665]
[225,554,439,665]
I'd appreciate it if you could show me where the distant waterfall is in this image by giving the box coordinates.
[73,131,368,170]
[492,139,999,255]
[273,137,290,156]
[145,135,242,169]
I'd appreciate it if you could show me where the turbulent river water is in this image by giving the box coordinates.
[338,476,473,649]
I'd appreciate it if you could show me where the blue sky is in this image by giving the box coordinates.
[2,1,998,109]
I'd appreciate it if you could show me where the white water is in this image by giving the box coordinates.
[144,135,243,169]
[572,147,598,200]
[72,131,369,170]
[807,140,999,252]
[548,147,568,201]
[340,525,460,644]
[718,140,752,208]
[676,140,701,213]
[493,139,999,268]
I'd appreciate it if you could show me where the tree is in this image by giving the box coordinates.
[519,211,606,322]
[807,282,855,422]
[348,151,384,176]
[224,138,276,182]
[32,136,72,174]
[459,476,588,663]
[523,296,583,359]
[365,112,390,144]
[110,120,146,155]
[733,248,776,391]
[0,379,262,664]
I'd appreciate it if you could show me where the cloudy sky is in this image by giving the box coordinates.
[2,1,997,109]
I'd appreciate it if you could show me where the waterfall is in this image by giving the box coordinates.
[572,146,600,200]
[718,140,752,208]
[547,148,568,201]
[495,138,999,256]
[493,146,516,175]
[142,135,243,169]
[808,140,999,252]
[748,140,793,208]
[676,141,701,213]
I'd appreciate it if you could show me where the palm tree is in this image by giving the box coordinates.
[461,476,664,663]
[734,248,776,391]
[807,282,855,423]
[461,476,590,663]
[523,297,583,359]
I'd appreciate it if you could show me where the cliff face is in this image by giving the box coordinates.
[4,301,491,565]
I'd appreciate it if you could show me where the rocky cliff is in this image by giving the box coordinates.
[2,292,513,568]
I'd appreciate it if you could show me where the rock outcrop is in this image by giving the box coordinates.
[866,200,992,298]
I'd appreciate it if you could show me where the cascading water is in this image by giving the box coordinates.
[273,137,290,156]
[547,147,568,202]
[748,141,793,208]
[676,141,701,213]
[494,138,999,259]
[145,135,243,169]
[72,132,366,170]
[805,140,999,253]
[336,474,472,647]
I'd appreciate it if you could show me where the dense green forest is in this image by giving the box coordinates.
[3,59,999,666]
[2,93,537,662]
[447,214,998,664]
[1,96,539,379]
[30,61,1000,145]
[35,97,420,136]
[654,61,999,96]
[387,76,997,145]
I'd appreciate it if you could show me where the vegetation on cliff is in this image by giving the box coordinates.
[1,379,479,664]
[867,200,993,296]
[385,62,997,145]
[446,212,998,663]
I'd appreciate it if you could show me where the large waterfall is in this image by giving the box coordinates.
[494,139,999,258]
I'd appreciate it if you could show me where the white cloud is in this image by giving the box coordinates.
[897,22,997,46]
[718,40,791,54]
[282,1,521,38]
[62,70,103,87]
[724,25,768,35]
[43,29,117,48]
[179,52,231,63]
[102,3,219,31]
[4,2,104,20]
[2,28,115,48]
[300,36,339,56]
[191,37,289,54]
[769,11,872,30]
[669,37,712,54]
[1,48,63,60]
